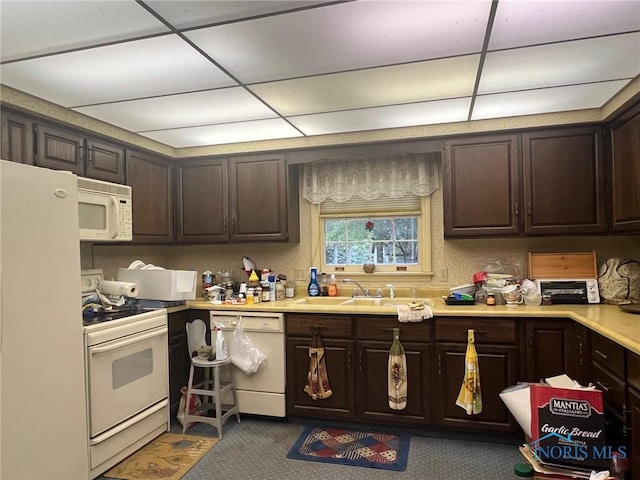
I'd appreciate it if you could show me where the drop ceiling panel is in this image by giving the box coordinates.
[139,118,302,148]
[146,0,333,30]
[289,97,472,136]
[0,35,237,107]
[250,55,480,116]
[0,1,169,62]
[472,81,630,120]
[73,88,277,132]
[490,0,640,50]
[479,33,640,95]
[184,0,491,83]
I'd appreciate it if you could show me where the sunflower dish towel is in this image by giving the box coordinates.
[456,329,482,415]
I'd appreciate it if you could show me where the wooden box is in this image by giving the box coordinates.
[527,252,597,279]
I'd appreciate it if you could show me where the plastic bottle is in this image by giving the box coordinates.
[248,269,259,287]
[320,272,329,296]
[268,274,276,302]
[308,267,320,296]
[213,323,228,360]
[328,274,338,297]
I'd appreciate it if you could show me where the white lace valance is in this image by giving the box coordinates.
[302,153,439,204]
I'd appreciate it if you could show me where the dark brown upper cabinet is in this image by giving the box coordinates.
[176,153,298,244]
[522,126,606,235]
[175,157,229,243]
[126,149,174,243]
[444,126,607,238]
[1,109,34,165]
[444,134,521,237]
[610,103,640,233]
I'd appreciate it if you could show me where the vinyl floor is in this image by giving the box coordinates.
[168,416,525,480]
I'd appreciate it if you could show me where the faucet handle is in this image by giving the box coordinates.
[386,283,395,298]
[376,288,383,297]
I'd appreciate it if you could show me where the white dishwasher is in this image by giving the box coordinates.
[209,311,286,417]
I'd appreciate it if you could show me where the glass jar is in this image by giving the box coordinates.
[486,293,496,306]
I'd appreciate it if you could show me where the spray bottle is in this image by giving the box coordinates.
[213,321,228,360]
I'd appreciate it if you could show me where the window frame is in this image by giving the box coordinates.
[310,195,433,279]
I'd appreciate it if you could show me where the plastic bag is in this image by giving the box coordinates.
[177,385,201,429]
[230,319,267,374]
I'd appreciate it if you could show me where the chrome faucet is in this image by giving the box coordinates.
[386,283,395,299]
[343,278,370,297]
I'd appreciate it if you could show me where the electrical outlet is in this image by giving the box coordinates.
[435,268,448,283]
[294,268,307,282]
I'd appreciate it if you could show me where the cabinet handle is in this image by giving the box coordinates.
[223,217,227,233]
[347,349,352,371]
[578,340,584,366]
[595,381,609,392]
[89,147,95,164]
[358,351,363,372]
[230,217,236,233]
[514,203,519,224]
[527,204,533,223]
[528,333,534,355]
[594,349,608,360]
[79,145,85,162]
[437,353,442,375]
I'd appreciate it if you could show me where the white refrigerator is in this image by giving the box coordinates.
[0,160,89,479]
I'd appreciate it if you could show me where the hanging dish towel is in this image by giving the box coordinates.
[304,329,333,400]
[456,329,483,415]
[388,327,407,410]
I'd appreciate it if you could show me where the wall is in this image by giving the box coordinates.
[87,172,640,295]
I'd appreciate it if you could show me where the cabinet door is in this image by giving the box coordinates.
[526,319,574,382]
[629,388,640,480]
[35,123,85,175]
[228,154,289,242]
[523,126,606,235]
[175,158,229,243]
[126,150,173,243]
[356,340,431,426]
[286,337,355,419]
[443,134,520,237]
[610,104,640,233]
[1,110,34,164]
[168,311,191,418]
[572,323,591,385]
[85,138,125,183]
[434,343,519,432]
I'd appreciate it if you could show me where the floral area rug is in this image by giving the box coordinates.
[286,425,410,471]
[104,433,217,480]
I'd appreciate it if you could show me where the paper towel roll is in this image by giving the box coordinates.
[100,280,139,298]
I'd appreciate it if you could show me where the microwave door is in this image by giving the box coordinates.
[79,192,112,241]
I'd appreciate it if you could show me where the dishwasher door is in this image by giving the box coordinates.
[209,311,285,416]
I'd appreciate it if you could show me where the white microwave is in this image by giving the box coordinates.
[78,177,132,242]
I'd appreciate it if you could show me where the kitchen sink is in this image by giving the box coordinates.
[290,296,432,307]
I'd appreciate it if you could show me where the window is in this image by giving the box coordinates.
[304,153,438,277]
[311,194,432,276]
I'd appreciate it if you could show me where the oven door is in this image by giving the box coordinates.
[87,325,168,437]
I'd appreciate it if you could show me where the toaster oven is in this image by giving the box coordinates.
[535,279,600,304]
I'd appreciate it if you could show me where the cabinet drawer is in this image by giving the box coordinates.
[591,361,626,413]
[434,318,517,344]
[628,350,640,392]
[591,333,625,379]
[286,314,353,338]
[356,316,430,341]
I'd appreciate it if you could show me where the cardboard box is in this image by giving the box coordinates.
[118,268,197,301]
[501,375,612,470]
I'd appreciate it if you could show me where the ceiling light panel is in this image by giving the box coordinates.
[490,0,640,51]
[139,118,302,148]
[0,1,169,62]
[184,0,491,83]
[478,33,640,94]
[289,97,472,136]
[73,87,277,132]
[479,33,640,95]
[472,80,630,120]
[146,0,333,30]
[0,35,237,107]
[250,55,480,116]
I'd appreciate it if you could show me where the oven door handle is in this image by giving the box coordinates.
[89,398,168,445]
[90,327,167,354]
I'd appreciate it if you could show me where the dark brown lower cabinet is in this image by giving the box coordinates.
[526,319,574,382]
[629,388,640,480]
[168,310,191,418]
[434,343,519,432]
[286,337,355,419]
